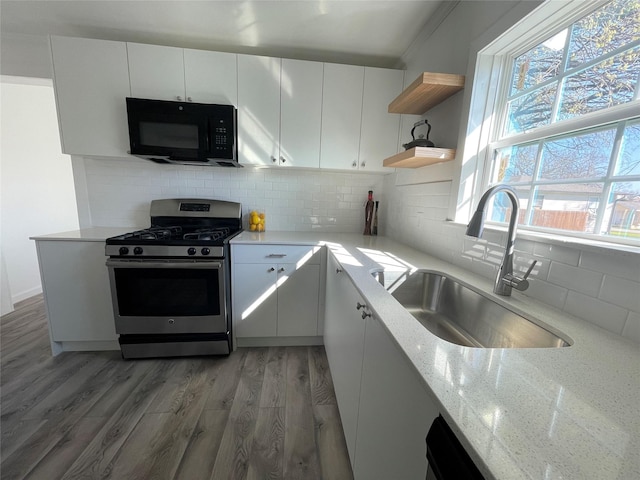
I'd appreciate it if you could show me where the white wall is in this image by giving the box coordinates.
[383,1,640,343]
[75,156,385,232]
[0,77,79,308]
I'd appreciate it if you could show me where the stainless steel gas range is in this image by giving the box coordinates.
[105,198,242,359]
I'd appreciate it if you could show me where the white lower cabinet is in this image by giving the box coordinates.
[34,240,118,354]
[231,244,324,344]
[354,315,439,479]
[324,252,440,479]
[324,254,368,464]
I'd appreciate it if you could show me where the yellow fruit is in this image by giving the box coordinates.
[257,224,264,232]
[259,213,265,219]
[249,224,257,231]
[259,218,265,225]
[251,215,259,225]
[250,211,257,216]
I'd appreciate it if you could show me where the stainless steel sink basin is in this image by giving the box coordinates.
[389,271,571,348]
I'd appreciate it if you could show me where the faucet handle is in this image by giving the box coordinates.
[523,259,537,280]
[503,259,537,291]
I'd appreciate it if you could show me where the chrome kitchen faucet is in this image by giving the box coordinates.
[465,185,536,296]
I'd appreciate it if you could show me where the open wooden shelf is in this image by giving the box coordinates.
[388,72,465,115]
[383,147,456,169]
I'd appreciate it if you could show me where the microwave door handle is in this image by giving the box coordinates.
[204,119,212,152]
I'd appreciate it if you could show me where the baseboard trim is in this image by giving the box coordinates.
[12,286,43,304]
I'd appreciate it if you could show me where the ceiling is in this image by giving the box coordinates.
[0,0,445,68]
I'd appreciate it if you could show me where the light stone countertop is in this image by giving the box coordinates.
[30,227,137,242]
[232,230,640,480]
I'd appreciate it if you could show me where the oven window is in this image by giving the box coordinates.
[139,122,199,149]
[114,268,220,317]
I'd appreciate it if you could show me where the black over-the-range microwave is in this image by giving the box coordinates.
[126,97,240,167]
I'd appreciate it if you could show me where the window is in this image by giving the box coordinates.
[482,0,640,245]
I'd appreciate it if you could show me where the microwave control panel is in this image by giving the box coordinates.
[210,112,236,158]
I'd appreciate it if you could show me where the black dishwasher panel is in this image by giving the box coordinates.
[426,415,485,480]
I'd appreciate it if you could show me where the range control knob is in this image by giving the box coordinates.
[201,247,210,256]
[187,247,197,256]
[119,247,129,255]
[133,247,143,255]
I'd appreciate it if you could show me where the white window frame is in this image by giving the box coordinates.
[454,0,640,249]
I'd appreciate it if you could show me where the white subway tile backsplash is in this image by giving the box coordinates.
[532,243,581,266]
[513,238,536,254]
[548,262,603,298]
[579,250,640,282]
[599,276,640,313]
[81,157,384,232]
[622,311,640,343]
[564,291,628,334]
[524,279,568,311]
[468,258,498,279]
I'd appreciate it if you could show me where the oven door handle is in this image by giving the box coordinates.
[106,259,223,269]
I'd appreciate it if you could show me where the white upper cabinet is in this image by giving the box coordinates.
[358,67,404,172]
[320,63,365,171]
[127,43,185,101]
[238,56,323,168]
[50,36,131,157]
[237,54,282,166]
[279,59,323,168]
[184,49,237,105]
[128,44,238,105]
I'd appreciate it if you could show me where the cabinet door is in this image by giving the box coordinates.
[279,58,323,168]
[320,63,365,171]
[36,240,116,341]
[50,36,131,157]
[233,263,278,337]
[354,315,439,480]
[127,43,185,101]
[359,67,404,172]
[324,254,367,466]
[277,263,320,336]
[237,54,281,166]
[184,49,238,105]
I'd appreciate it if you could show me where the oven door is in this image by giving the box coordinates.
[106,258,227,335]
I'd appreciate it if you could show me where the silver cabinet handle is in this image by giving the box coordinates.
[278,267,285,273]
[187,96,192,102]
[361,161,366,168]
[336,268,343,274]
[280,156,286,164]
[268,267,275,272]
[356,302,366,311]
[177,96,183,101]
[352,161,357,168]
[271,156,277,163]
[362,311,372,319]
[267,254,287,258]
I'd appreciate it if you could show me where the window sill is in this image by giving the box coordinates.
[446,220,640,257]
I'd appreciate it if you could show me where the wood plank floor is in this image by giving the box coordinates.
[0,295,353,480]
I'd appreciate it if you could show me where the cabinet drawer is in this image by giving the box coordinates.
[232,244,322,265]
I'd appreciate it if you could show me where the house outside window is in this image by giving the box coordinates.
[480,0,640,245]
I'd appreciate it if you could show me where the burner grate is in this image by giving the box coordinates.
[183,227,231,241]
[123,226,183,241]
